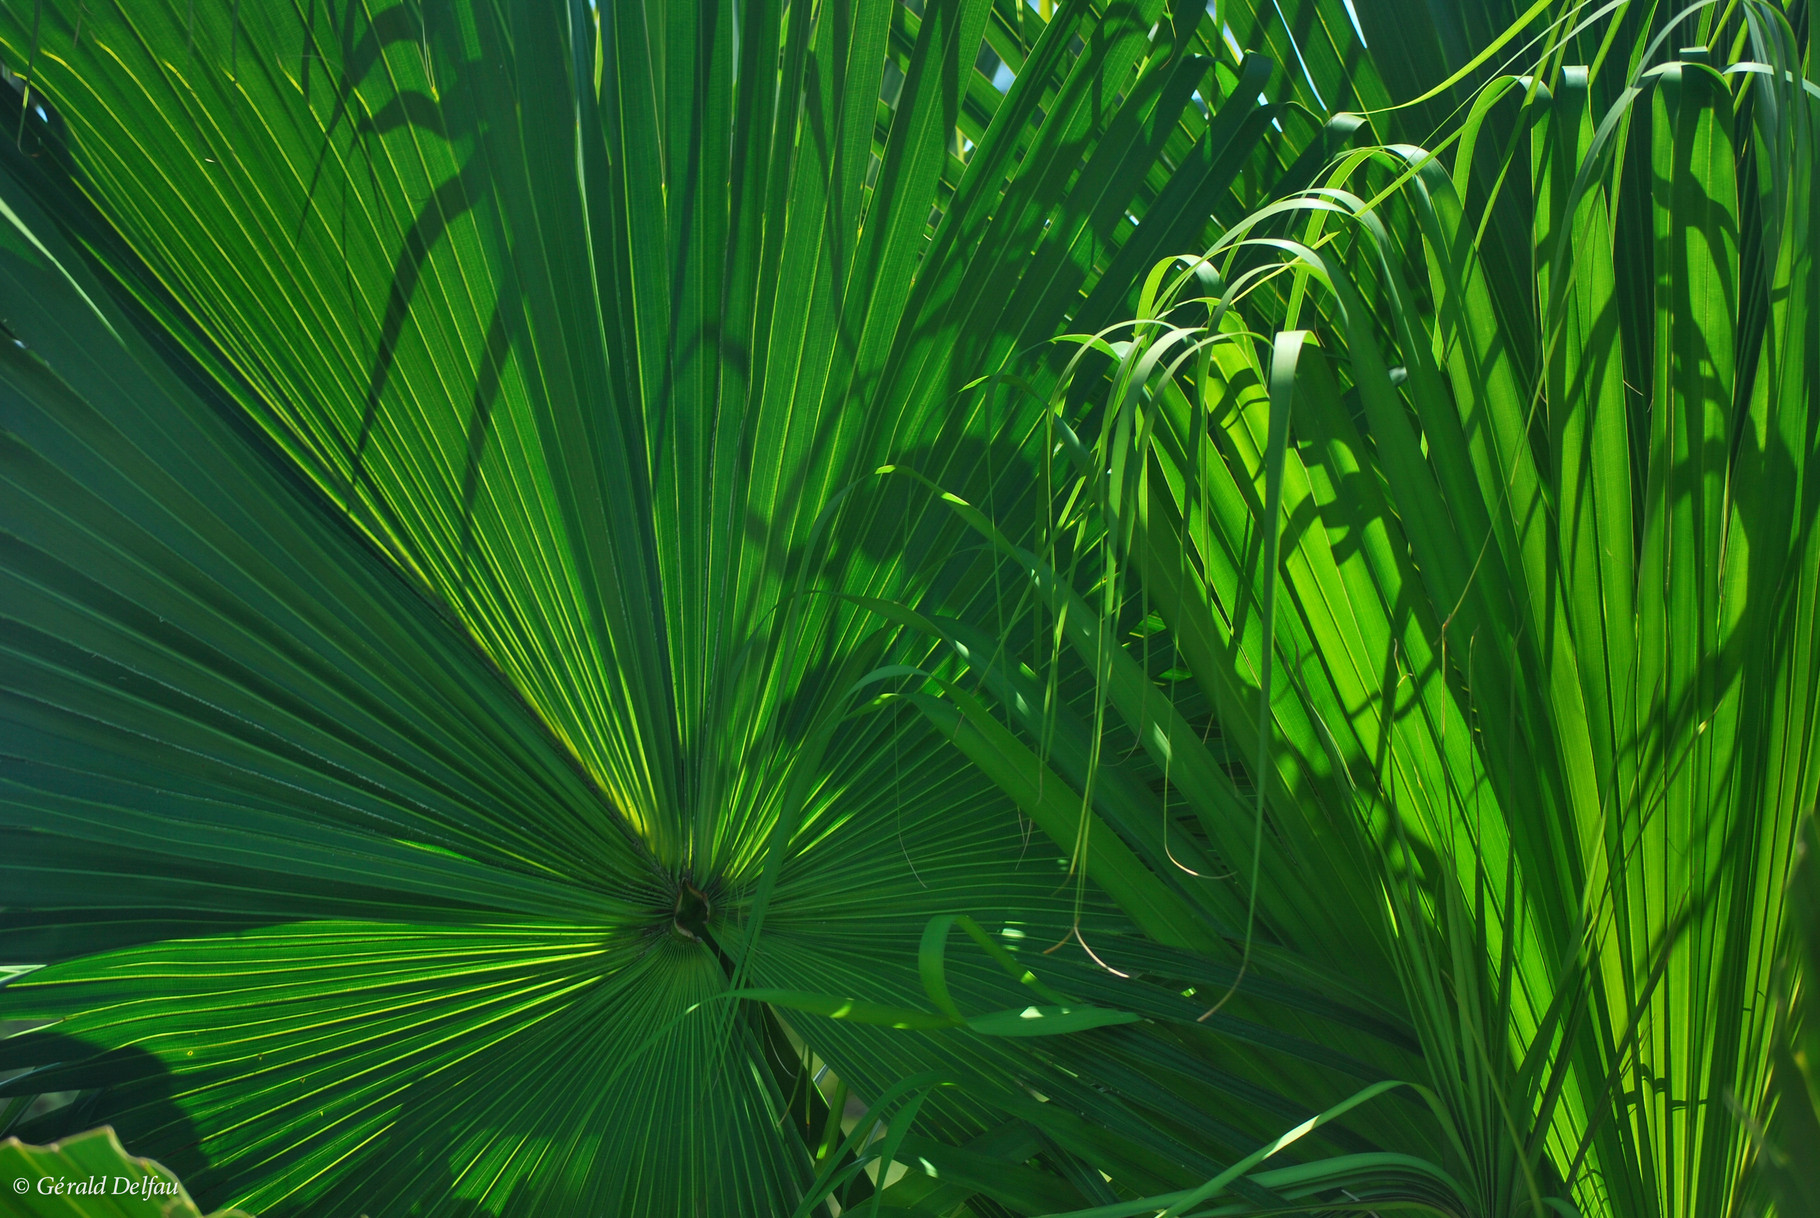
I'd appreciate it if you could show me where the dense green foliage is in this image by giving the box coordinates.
[0,0,1814,1215]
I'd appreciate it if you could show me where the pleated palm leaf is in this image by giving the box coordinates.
[978,2,1818,1213]
[0,0,1440,1215]
[9,0,1814,1214]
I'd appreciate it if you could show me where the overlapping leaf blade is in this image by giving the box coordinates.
[1024,9,1817,1212]
[0,0,1412,1213]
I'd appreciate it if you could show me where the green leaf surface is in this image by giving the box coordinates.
[0,0,1390,1214]
[1,0,1813,1215]
[0,1127,253,1218]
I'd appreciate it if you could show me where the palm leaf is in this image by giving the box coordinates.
[1020,3,1818,1213]
[0,0,1423,1214]
[6,0,1812,1214]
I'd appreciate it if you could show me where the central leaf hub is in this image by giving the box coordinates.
[672,881,712,942]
